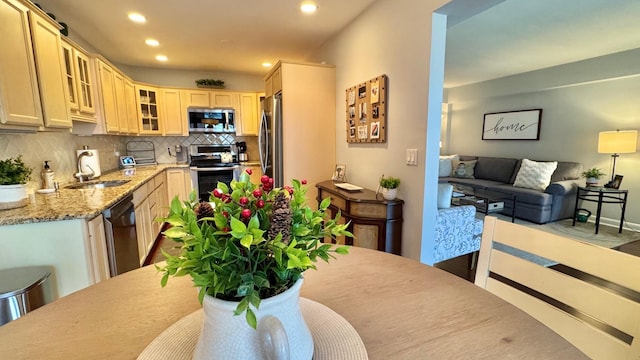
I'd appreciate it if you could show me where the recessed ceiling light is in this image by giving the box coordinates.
[128,13,146,23]
[155,55,168,62]
[262,62,272,68]
[145,39,159,47]
[300,1,317,14]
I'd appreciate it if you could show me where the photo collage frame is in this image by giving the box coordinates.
[345,74,387,143]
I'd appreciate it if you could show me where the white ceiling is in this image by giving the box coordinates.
[33,0,378,75]
[444,0,640,88]
[32,0,640,86]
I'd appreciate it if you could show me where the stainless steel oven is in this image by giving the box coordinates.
[189,144,240,201]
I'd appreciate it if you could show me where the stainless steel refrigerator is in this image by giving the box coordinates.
[259,93,283,187]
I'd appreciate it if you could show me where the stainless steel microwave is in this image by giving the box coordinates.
[188,108,235,133]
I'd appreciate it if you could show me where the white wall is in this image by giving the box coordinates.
[444,50,640,229]
[310,0,450,260]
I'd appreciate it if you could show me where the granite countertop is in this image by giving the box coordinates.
[239,161,260,166]
[0,164,189,226]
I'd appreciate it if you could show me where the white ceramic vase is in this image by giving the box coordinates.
[0,184,28,209]
[193,278,313,360]
[586,177,598,187]
[381,187,397,200]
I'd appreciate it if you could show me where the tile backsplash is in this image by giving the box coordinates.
[0,131,258,193]
[0,132,125,192]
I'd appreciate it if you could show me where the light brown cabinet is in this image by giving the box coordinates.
[96,60,121,133]
[135,85,161,134]
[0,0,43,129]
[316,180,403,255]
[161,88,186,136]
[181,90,240,109]
[166,168,192,202]
[124,79,138,133]
[61,39,96,122]
[86,214,110,283]
[237,92,258,136]
[28,7,71,129]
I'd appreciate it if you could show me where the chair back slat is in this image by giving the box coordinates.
[475,216,640,360]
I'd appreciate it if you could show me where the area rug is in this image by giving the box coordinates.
[492,215,640,266]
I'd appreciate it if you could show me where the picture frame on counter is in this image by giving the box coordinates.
[332,164,346,182]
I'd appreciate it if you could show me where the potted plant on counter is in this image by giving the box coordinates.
[581,167,605,187]
[0,156,32,210]
[379,175,400,200]
[157,170,352,360]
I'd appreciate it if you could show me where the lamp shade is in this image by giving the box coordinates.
[598,130,638,154]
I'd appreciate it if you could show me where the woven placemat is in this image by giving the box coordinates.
[138,297,368,360]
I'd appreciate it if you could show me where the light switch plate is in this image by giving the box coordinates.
[406,149,418,165]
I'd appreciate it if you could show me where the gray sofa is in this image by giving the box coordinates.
[441,156,583,224]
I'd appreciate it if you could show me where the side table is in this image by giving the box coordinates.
[572,186,628,234]
[316,180,403,254]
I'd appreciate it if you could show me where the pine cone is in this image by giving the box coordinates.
[268,192,292,244]
[194,201,214,221]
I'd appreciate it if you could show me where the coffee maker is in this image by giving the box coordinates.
[236,142,248,162]
[168,145,188,163]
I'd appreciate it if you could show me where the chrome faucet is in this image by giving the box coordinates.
[75,151,95,182]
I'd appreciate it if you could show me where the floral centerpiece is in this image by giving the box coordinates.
[157,170,352,330]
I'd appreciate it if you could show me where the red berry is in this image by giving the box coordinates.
[256,199,265,208]
[222,211,229,217]
[241,209,251,218]
[301,179,307,185]
[262,184,272,192]
[287,188,293,195]
[261,175,270,184]
[222,195,232,203]
[222,227,231,232]
[253,189,262,198]
[239,196,249,206]
[268,178,274,185]
[212,188,223,198]
[245,168,253,175]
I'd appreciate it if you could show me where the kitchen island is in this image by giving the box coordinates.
[0,164,190,297]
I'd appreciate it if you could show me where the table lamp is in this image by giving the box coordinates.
[598,129,638,182]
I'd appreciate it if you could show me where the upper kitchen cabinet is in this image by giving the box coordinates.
[181,89,240,109]
[28,5,71,129]
[161,88,186,136]
[61,39,96,122]
[96,59,120,133]
[0,0,42,130]
[0,0,71,131]
[236,92,258,136]
[135,85,162,134]
[124,79,138,134]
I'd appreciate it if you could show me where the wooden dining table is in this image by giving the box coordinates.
[0,247,588,359]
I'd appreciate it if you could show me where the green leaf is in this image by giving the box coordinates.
[335,246,349,255]
[164,227,188,238]
[240,234,253,249]
[319,197,331,210]
[246,308,257,329]
[230,216,247,233]
[234,297,249,315]
[170,196,183,214]
[160,272,169,287]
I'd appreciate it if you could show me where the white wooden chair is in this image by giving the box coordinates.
[475,216,640,360]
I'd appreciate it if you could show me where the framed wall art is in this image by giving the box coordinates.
[482,109,542,140]
[345,74,387,143]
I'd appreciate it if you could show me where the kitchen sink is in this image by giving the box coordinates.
[65,180,131,190]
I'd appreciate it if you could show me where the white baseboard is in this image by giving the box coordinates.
[581,215,640,232]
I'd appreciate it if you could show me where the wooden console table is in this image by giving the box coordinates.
[316,180,403,254]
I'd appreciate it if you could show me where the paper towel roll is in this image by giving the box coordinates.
[76,149,101,178]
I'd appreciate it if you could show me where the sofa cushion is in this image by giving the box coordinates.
[551,162,583,182]
[451,160,477,178]
[437,183,453,209]
[486,184,554,206]
[513,159,558,191]
[438,154,459,177]
[474,157,519,183]
[445,178,505,190]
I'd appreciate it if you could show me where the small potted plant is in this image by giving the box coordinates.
[581,167,606,187]
[0,156,32,210]
[195,78,225,89]
[379,175,400,200]
[158,171,352,359]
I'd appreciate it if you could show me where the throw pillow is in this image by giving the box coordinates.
[513,159,558,191]
[438,154,459,177]
[437,183,453,209]
[451,160,477,178]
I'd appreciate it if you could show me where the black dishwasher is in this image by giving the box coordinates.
[102,195,140,276]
